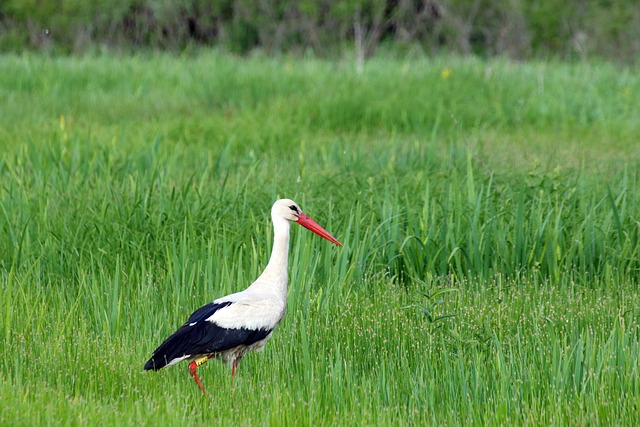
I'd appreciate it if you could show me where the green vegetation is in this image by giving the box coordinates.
[1,52,639,425]
[2,0,640,63]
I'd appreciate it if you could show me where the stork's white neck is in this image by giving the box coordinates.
[252,215,290,295]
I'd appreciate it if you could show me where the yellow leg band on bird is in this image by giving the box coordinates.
[194,356,210,367]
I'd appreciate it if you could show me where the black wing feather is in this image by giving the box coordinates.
[144,301,272,370]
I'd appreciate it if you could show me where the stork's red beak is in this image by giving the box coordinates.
[296,213,342,246]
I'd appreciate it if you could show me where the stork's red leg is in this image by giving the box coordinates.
[231,360,239,379]
[189,361,207,395]
[189,356,213,395]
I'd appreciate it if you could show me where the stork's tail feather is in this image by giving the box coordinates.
[144,358,164,371]
[143,302,232,372]
[143,338,187,371]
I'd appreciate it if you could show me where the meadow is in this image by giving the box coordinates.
[1,51,639,425]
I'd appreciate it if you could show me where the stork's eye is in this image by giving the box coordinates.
[289,205,299,214]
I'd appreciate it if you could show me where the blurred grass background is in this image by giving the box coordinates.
[1,0,640,63]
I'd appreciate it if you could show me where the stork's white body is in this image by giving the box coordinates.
[144,199,341,394]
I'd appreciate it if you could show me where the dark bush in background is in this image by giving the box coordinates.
[1,0,639,62]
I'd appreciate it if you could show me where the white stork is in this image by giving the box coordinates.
[144,198,342,394]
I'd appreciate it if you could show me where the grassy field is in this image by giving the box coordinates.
[1,51,639,425]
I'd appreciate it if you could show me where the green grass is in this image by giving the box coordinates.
[1,51,639,425]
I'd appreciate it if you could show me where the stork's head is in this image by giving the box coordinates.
[272,199,342,246]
